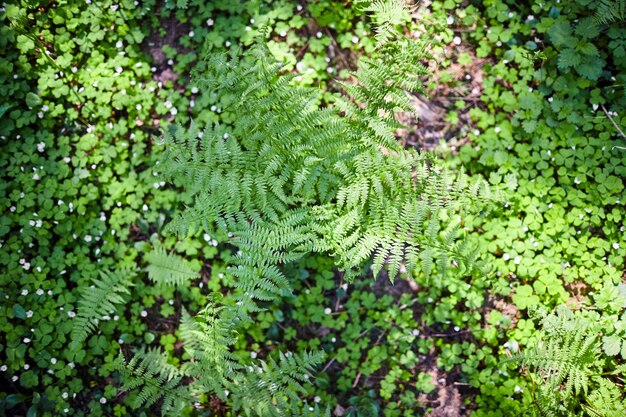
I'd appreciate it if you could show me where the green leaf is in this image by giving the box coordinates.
[25,92,41,107]
[602,335,622,356]
[549,22,575,48]
[557,48,581,70]
[145,247,199,287]
[11,304,26,319]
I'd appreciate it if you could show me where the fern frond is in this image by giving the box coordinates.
[145,246,199,287]
[71,268,134,346]
[116,348,191,416]
[180,302,244,397]
[596,0,626,24]
[232,350,325,417]
[584,379,626,417]
[519,306,601,399]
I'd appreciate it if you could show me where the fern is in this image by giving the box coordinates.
[596,0,626,25]
[145,246,199,287]
[179,301,243,397]
[520,306,599,397]
[232,350,325,417]
[517,302,626,417]
[71,268,134,346]
[116,348,191,415]
[161,36,489,294]
[118,1,491,415]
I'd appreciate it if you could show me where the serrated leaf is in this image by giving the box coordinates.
[558,48,581,70]
[549,22,575,48]
[579,42,599,57]
[602,334,622,356]
[576,58,604,80]
[575,17,601,39]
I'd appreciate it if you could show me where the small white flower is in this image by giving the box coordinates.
[351,35,359,44]
[68,362,75,369]
[0,365,6,372]
[574,177,581,185]
[191,86,199,94]
[324,307,332,315]
[36,289,44,295]
[62,392,68,399]
[99,397,107,404]
[207,18,214,26]
[26,310,33,318]
[21,289,28,296]
[502,253,510,261]
[613,243,620,250]
[514,256,521,265]
[67,311,76,318]
[189,31,194,37]
[446,16,454,25]
[225,40,231,47]
[314,396,321,403]
[140,310,148,317]
[136,104,142,110]
[24,364,29,370]
[453,36,461,45]
[514,385,523,393]
[84,235,92,242]
[279,31,287,37]
[494,126,501,133]
[51,358,57,365]
[23,338,31,343]
[250,351,257,359]
[37,142,46,152]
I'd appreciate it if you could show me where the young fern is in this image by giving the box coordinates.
[232,350,326,417]
[145,246,199,287]
[519,306,599,397]
[71,268,134,346]
[596,0,626,24]
[517,302,626,417]
[116,348,190,415]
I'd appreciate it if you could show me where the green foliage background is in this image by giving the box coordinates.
[0,0,624,416]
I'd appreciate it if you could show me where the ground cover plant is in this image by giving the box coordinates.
[1,0,625,416]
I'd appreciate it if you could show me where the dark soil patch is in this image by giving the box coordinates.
[144,14,192,86]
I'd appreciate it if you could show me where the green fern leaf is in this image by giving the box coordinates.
[71,268,134,346]
[145,247,199,287]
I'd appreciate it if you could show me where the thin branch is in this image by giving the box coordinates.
[601,105,626,140]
